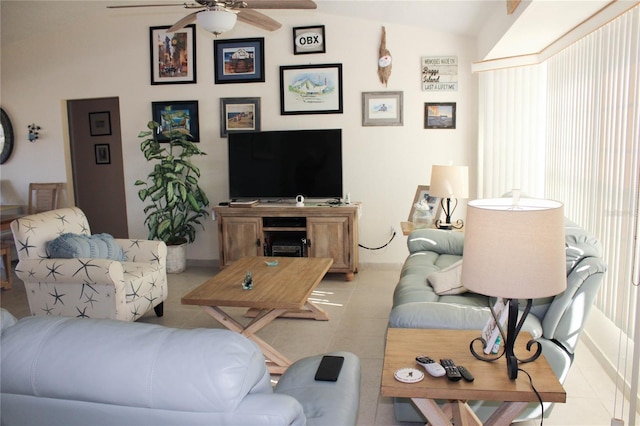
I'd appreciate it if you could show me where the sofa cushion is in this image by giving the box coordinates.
[47,233,125,261]
[428,260,467,295]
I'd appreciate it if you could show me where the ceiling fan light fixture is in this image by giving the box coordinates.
[197,8,237,35]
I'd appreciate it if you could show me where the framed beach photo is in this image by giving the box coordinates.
[151,100,200,142]
[409,185,442,221]
[214,38,265,84]
[149,25,196,85]
[280,63,343,115]
[362,91,403,126]
[220,97,261,137]
[424,102,456,129]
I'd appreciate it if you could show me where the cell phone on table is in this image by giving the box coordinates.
[314,355,344,381]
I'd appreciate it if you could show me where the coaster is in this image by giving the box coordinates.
[394,367,424,383]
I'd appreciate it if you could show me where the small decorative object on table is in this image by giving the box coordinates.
[242,271,253,290]
[412,199,433,229]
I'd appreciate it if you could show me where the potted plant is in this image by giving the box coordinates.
[135,106,209,273]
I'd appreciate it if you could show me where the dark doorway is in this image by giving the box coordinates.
[67,97,128,237]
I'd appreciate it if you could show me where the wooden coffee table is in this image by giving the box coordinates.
[381,328,566,425]
[182,256,333,374]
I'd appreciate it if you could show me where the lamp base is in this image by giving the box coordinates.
[469,298,542,380]
[435,219,464,230]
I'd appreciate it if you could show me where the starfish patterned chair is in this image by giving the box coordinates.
[10,207,167,321]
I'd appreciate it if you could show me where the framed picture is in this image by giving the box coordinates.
[280,63,343,115]
[89,111,112,136]
[151,100,200,142]
[409,185,442,221]
[220,97,261,137]
[362,91,403,126]
[149,24,196,85]
[292,25,326,55]
[214,38,265,84]
[424,102,456,129]
[94,144,111,165]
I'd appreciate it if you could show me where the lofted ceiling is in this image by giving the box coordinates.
[0,0,626,61]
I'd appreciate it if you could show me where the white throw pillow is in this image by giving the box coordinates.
[428,260,467,295]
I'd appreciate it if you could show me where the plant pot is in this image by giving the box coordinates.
[166,242,187,274]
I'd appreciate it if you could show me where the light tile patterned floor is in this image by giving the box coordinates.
[0,265,632,425]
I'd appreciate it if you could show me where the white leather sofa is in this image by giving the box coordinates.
[0,309,361,426]
[10,207,167,321]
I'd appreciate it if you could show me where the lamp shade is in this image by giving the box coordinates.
[461,198,567,299]
[197,9,237,35]
[430,165,469,199]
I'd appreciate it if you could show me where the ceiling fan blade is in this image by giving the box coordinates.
[242,0,316,10]
[107,3,187,9]
[168,10,201,33]
[237,9,281,31]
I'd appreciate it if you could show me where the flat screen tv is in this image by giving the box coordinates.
[228,129,343,200]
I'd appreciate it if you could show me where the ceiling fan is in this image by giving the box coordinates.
[107,0,317,35]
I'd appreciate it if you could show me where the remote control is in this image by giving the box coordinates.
[457,365,475,382]
[415,355,446,377]
[439,358,463,382]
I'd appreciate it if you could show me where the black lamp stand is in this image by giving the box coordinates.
[470,298,542,380]
[435,197,464,230]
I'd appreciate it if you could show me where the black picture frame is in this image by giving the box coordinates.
[292,25,326,55]
[89,111,112,136]
[424,102,457,129]
[220,97,261,138]
[94,144,111,165]
[280,63,343,115]
[214,38,265,84]
[149,24,197,85]
[151,100,200,142]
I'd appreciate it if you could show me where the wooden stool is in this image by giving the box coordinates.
[0,244,12,289]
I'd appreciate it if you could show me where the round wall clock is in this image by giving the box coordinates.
[0,108,15,164]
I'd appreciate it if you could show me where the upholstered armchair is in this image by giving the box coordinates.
[10,207,167,321]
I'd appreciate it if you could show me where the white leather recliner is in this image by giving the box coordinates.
[10,207,167,321]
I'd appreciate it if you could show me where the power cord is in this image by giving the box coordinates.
[359,230,397,250]
[518,368,544,425]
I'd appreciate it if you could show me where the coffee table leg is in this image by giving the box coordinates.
[201,306,293,375]
[244,300,329,321]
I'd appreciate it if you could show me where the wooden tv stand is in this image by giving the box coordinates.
[213,203,359,280]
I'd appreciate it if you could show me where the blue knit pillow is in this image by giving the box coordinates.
[47,233,125,261]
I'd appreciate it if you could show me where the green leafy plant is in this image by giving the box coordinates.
[135,107,209,245]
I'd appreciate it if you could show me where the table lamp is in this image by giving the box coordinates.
[461,196,566,380]
[430,165,469,229]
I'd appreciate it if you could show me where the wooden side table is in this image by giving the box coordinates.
[381,328,566,425]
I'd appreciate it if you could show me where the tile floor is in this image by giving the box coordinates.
[0,265,634,425]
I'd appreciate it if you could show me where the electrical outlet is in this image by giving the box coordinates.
[611,418,624,426]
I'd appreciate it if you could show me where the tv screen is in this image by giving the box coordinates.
[228,129,343,200]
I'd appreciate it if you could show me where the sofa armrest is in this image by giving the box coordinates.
[115,239,167,265]
[407,229,464,255]
[15,258,125,289]
[275,351,361,426]
[389,302,543,339]
[542,256,606,353]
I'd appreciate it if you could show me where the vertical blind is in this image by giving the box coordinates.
[477,65,547,199]
[478,5,639,336]
[546,5,639,335]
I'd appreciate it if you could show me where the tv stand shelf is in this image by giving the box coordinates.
[214,203,359,281]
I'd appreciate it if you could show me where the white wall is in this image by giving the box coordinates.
[0,3,477,267]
